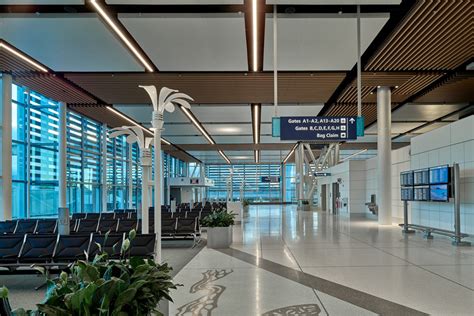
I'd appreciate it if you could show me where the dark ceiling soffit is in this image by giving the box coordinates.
[364,60,474,130]
[392,103,474,141]
[319,0,415,116]
[0,4,398,14]
[88,0,158,72]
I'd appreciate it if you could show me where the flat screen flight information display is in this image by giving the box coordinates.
[413,169,430,185]
[429,165,450,184]
[400,171,414,186]
[400,165,452,202]
[401,187,414,201]
[414,186,430,201]
[430,184,449,202]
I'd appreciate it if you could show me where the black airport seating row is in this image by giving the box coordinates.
[113,208,137,213]
[0,218,139,235]
[72,211,136,220]
[0,233,156,270]
[0,219,58,235]
[70,218,139,234]
[159,210,210,220]
[148,217,200,242]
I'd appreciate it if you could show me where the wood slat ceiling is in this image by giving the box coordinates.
[326,102,400,127]
[68,105,131,128]
[0,49,37,74]
[415,73,474,103]
[336,72,444,104]
[14,74,97,105]
[365,0,474,71]
[65,72,345,104]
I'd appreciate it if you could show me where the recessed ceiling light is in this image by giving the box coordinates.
[217,126,241,133]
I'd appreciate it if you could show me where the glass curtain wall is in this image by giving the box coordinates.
[106,133,140,211]
[66,111,102,213]
[205,164,283,202]
[11,84,60,218]
[285,164,296,203]
[10,83,145,218]
[9,82,186,218]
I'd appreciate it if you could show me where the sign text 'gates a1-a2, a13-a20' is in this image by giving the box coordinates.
[279,116,358,141]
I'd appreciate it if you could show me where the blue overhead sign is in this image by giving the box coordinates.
[280,116,358,141]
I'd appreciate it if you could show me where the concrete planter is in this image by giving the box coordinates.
[207,226,233,249]
[243,205,250,213]
[302,204,311,212]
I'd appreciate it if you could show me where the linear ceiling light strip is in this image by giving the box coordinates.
[180,107,232,164]
[89,0,155,72]
[283,143,298,164]
[252,0,258,72]
[0,41,48,72]
[180,107,215,145]
[219,150,231,164]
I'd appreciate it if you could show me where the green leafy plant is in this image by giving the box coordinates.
[301,200,310,205]
[6,230,179,316]
[242,199,250,207]
[201,211,235,227]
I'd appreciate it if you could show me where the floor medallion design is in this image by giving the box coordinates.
[176,269,233,316]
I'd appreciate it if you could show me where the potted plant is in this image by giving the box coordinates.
[5,231,179,316]
[242,199,250,213]
[201,211,235,249]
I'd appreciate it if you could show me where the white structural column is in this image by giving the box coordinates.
[153,118,162,263]
[101,123,108,213]
[0,74,12,220]
[141,153,150,235]
[298,143,304,202]
[377,86,392,225]
[128,144,133,209]
[58,102,67,209]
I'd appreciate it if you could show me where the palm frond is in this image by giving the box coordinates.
[158,87,178,110]
[139,85,159,111]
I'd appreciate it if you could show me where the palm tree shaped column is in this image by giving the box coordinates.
[109,126,153,234]
[139,85,194,262]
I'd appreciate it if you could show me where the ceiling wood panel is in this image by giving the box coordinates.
[65,72,345,104]
[13,74,98,105]
[336,72,444,104]
[366,0,474,71]
[415,73,474,103]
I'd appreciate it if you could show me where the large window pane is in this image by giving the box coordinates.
[12,182,26,219]
[30,185,58,218]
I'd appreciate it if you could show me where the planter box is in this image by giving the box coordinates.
[227,201,242,224]
[207,226,233,249]
[243,205,249,213]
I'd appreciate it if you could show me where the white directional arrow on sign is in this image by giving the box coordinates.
[349,118,355,124]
